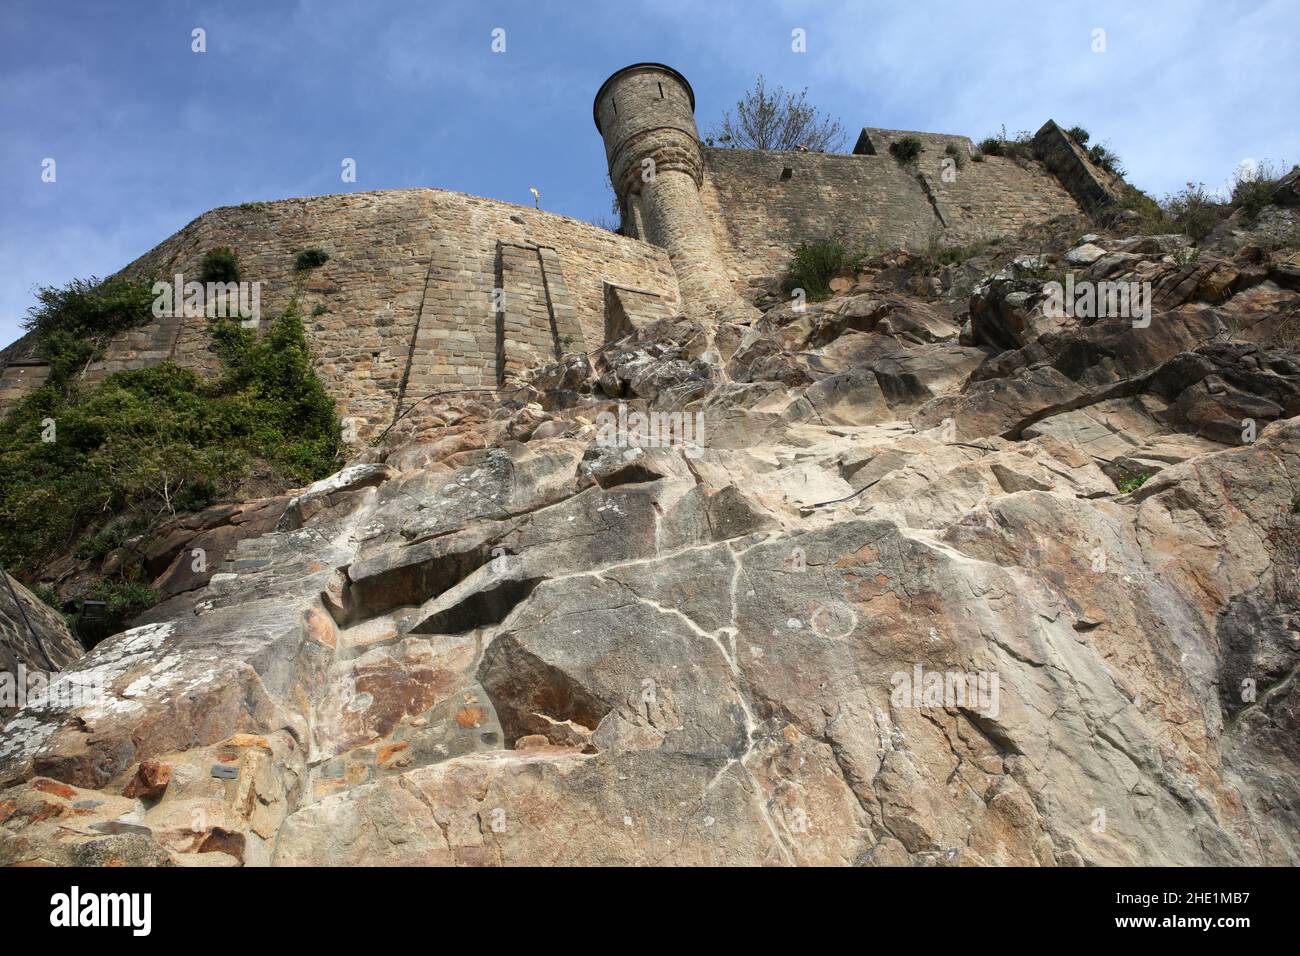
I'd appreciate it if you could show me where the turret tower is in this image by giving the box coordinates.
[594,63,753,324]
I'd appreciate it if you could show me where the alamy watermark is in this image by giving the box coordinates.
[595,403,705,459]
[152,273,262,326]
[1,664,107,712]
[1043,275,1152,328]
[890,663,1001,718]
[50,886,150,936]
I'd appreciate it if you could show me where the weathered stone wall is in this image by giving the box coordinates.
[85,315,186,384]
[700,136,1085,291]
[497,241,562,385]
[0,334,48,415]
[0,352,49,413]
[1030,120,1124,212]
[0,189,680,436]
[604,282,676,340]
[700,147,933,289]
[927,151,1080,240]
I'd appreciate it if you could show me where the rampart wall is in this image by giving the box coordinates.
[0,189,680,438]
[699,129,1089,291]
[2,60,1125,442]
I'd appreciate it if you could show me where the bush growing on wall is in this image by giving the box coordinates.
[976,126,1033,161]
[1087,143,1125,176]
[295,247,331,271]
[199,246,240,283]
[23,277,156,387]
[889,136,923,163]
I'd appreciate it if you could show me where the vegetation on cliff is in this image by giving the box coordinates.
[780,239,859,302]
[0,283,341,631]
[1115,160,1295,241]
[24,277,156,389]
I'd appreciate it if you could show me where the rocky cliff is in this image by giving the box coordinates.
[1,185,1298,866]
[0,573,84,722]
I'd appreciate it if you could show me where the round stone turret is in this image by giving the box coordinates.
[594,63,753,323]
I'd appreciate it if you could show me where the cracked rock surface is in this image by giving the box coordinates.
[2,218,1299,866]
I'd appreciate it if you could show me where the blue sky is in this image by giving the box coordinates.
[1,0,1295,349]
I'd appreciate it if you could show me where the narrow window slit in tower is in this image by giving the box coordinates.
[612,99,617,115]
[658,82,664,98]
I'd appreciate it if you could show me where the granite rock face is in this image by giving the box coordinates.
[0,573,84,721]
[2,223,1298,867]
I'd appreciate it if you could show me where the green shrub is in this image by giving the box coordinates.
[1229,160,1283,220]
[781,240,853,302]
[73,516,146,562]
[79,577,158,636]
[172,476,221,513]
[1117,473,1152,494]
[199,247,240,284]
[29,583,65,613]
[23,278,156,388]
[976,126,1033,162]
[0,300,341,578]
[889,136,923,163]
[1162,182,1224,241]
[295,247,331,272]
[1108,184,1168,235]
[1087,143,1125,176]
[1065,126,1090,146]
[943,143,966,170]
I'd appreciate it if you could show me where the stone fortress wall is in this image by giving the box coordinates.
[699,133,1084,290]
[0,62,1121,439]
[598,64,1119,301]
[594,63,757,324]
[0,190,679,437]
